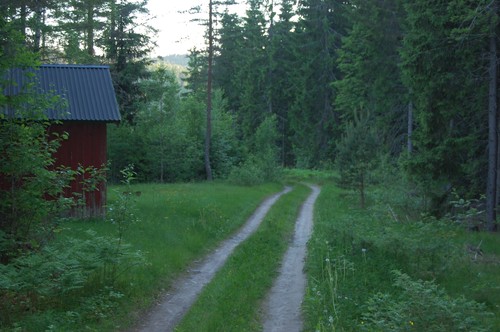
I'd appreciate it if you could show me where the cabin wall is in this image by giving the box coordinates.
[50,121,108,216]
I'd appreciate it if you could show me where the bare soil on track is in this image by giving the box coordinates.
[262,185,320,332]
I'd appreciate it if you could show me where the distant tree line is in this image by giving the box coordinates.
[183,0,498,231]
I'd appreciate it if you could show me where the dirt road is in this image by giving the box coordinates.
[262,185,321,332]
[135,187,292,332]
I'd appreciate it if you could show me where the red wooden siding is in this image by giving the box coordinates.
[50,122,107,216]
[3,65,120,217]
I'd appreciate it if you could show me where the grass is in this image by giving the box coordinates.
[176,184,311,331]
[283,168,337,185]
[3,171,499,331]
[90,182,283,330]
[1,182,282,331]
[305,183,500,331]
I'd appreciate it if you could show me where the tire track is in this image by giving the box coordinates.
[262,185,321,332]
[135,186,292,332]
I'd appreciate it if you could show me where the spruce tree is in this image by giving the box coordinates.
[290,0,348,167]
[235,0,269,139]
[401,0,490,211]
[267,0,297,166]
[336,111,379,208]
[103,0,156,123]
[335,0,406,155]
[213,12,243,112]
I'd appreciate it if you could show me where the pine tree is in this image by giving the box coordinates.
[185,0,239,180]
[0,0,60,59]
[56,0,108,62]
[206,0,215,180]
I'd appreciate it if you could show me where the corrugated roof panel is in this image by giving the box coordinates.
[2,64,121,122]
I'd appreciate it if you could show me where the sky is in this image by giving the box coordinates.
[146,0,247,56]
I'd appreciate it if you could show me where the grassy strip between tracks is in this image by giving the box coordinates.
[175,184,311,332]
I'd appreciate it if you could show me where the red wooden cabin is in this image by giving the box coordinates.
[5,64,121,216]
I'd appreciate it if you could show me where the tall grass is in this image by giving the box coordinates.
[176,185,311,331]
[90,182,283,330]
[305,184,500,331]
[1,182,282,331]
[283,168,337,185]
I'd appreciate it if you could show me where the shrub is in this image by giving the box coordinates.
[0,230,145,328]
[360,270,493,332]
[0,92,72,262]
[228,115,282,185]
[336,111,379,208]
[228,158,266,186]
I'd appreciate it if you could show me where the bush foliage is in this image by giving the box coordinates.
[305,183,497,331]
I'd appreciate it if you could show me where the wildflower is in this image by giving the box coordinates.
[409,321,414,326]
[361,248,367,253]
[328,316,334,324]
[325,258,330,262]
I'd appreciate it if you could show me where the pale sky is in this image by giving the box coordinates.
[146,0,247,56]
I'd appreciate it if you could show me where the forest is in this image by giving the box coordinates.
[1,0,499,330]
[1,0,498,227]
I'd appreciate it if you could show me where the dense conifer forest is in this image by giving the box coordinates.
[1,1,500,330]
[1,0,498,252]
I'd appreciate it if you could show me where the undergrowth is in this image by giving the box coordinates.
[305,184,499,331]
[0,182,281,331]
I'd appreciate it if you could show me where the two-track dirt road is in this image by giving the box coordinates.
[262,185,320,332]
[134,185,320,332]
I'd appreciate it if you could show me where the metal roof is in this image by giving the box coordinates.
[3,64,121,122]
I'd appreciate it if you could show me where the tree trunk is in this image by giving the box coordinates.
[160,159,164,183]
[33,5,42,53]
[360,172,365,209]
[487,0,498,232]
[108,0,117,60]
[86,3,95,56]
[205,0,214,181]
[407,100,413,154]
[20,4,27,37]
